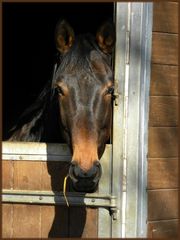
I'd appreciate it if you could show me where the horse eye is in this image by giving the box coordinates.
[106,86,114,95]
[56,86,64,95]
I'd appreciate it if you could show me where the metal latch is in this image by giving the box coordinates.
[2,189,118,219]
[113,92,119,106]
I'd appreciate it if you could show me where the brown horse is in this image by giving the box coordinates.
[9,19,115,192]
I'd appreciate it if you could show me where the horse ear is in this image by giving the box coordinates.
[55,19,75,54]
[96,21,115,54]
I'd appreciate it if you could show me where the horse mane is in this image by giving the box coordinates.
[8,80,51,141]
[8,58,63,143]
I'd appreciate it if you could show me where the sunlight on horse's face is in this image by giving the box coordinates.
[54,20,115,192]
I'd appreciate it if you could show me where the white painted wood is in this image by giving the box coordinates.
[2,141,71,155]
[2,141,71,161]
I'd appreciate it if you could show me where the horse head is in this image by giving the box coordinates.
[53,20,115,192]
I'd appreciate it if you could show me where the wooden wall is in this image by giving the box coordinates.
[2,159,98,238]
[147,2,178,238]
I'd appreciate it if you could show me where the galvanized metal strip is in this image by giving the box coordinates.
[2,189,116,209]
[112,3,129,238]
[113,2,152,238]
[125,3,142,237]
[98,144,112,237]
[2,154,71,162]
[137,3,153,237]
[125,3,152,238]
[2,142,111,164]
[2,141,71,155]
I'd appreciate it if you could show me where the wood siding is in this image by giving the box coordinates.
[147,2,178,238]
[2,159,98,238]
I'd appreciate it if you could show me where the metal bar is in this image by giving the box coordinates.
[112,3,129,238]
[2,154,71,162]
[2,189,116,209]
[137,3,153,237]
[125,3,142,236]
[114,2,152,238]
[2,141,71,156]
[2,142,111,164]
[125,3,153,238]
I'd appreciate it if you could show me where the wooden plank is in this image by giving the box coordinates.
[2,204,13,238]
[2,161,13,189]
[81,208,98,238]
[13,161,42,190]
[149,96,178,126]
[148,127,178,158]
[41,206,69,238]
[152,33,178,65]
[148,190,178,220]
[13,204,41,238]
[150,64,178,96]
[69,207,98,238]
[147,220,178,238]
[3,161,69,192]
[153,2,178,33]
[148,158,178,189]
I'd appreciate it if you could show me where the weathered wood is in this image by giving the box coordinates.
[13,161,42,190]
[13,204,41,238]
[3,160,69,192]
[148,127,178,158]
[149,96,178,126]
[152,33,178,65]
[69,207,98,238]
[148,158,178,189]
[82,208,98,238]
[153,2,178,33]
[147,220,178,238]
[2,204,13,238]
[3,204,69,238]
[148,189,178,220]
[150,64,178,96]
[2,161,13,189]
[2,142,104,237]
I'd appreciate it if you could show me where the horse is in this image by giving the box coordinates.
[8,19,115,193]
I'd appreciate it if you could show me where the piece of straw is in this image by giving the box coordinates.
[63,175,69,207]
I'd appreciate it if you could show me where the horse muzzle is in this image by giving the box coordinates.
[69,161,102,193]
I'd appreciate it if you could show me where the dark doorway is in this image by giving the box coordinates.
[3,2,114,140]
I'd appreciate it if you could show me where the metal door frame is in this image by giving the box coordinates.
[110,2,153,238]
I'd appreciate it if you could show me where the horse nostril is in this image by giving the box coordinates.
[69,161,102,181]
[94,160,100,167]
[93,161,102,181]
[71,161,78,167]
[69,162,78,182]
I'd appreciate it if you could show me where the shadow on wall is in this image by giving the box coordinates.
[46,144,87,238]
